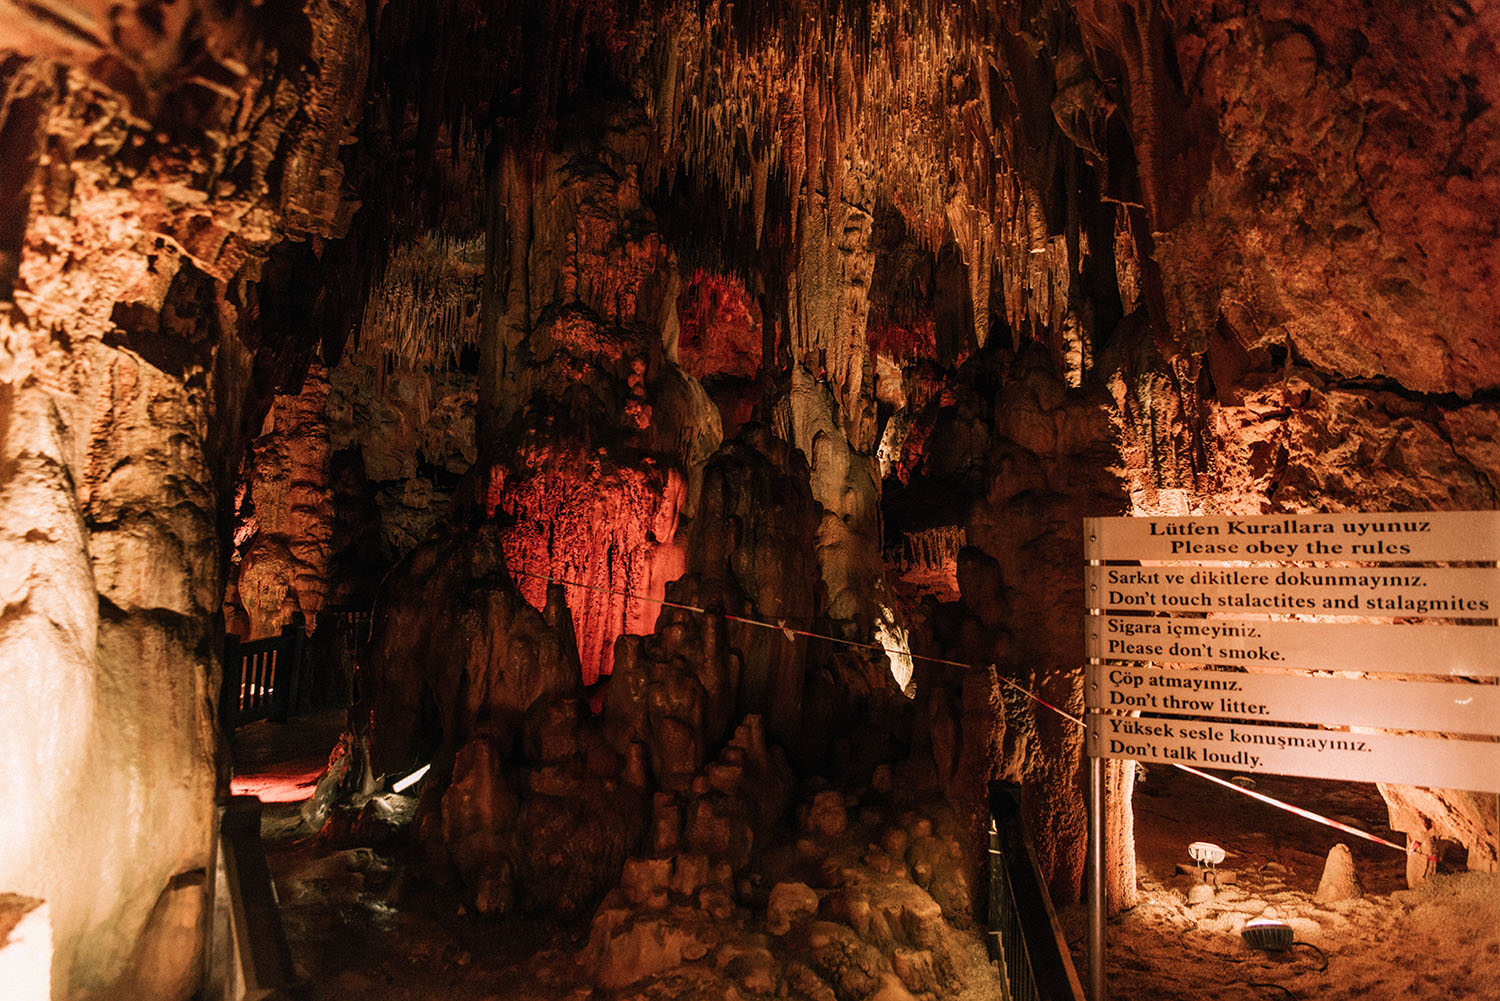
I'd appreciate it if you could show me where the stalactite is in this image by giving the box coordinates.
[892,524,965,573]
[612,0,1136,369]
[358,230,484,369]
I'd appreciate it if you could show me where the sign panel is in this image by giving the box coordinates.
[1084,511,1500,563]
[1087,716,1500,793]
[1085,615,1500,677]
[1086,565,1500,616]
[1086,664,1500,736]
[1083,510,1500,797]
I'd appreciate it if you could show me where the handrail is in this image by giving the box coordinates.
[205,796,295,1000]
[323,604,372,646]
[221,606,370,732]
[987,782,1088,1001]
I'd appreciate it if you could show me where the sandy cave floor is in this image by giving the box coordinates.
[238,720,1499,1000]
[1060,766,1500,1000]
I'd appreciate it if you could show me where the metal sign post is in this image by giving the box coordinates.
[1087,754,1106,1001]
[1084,524,1106,1001]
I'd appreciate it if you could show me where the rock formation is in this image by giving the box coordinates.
[1,3,366,996]
[2,1,1497,998]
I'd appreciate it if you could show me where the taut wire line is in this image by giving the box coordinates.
[508,565,1083,724]
[508,565,1431,861]
[1172,762,1436,861]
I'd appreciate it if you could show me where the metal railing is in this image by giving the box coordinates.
[987,782,1087,1001]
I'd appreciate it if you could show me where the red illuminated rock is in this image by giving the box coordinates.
[493,444,686,685]
[676,270,762,384]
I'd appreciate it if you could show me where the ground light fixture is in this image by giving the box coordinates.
[1189,840,1226,883]
[1241,918,1329,971]
[392,763,431,794]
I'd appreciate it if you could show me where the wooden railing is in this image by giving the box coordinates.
[221,625,305,731]
[326,606,371,658]
[204,796,295,999]
[220,606,369,732]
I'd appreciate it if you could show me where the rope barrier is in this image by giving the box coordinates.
[509,565,1085,724]
[1171,762,1435,861]
[508,565,1431,861]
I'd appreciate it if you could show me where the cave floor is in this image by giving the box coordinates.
[259,806,1008,1001]
[1061,766,1500,1000]
[230,710,349,805]
[238,720,1498,1000]
[245,726,1006,1001]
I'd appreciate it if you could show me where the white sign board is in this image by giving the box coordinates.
[1088,716,1500,793]
[1084,511,1500,794]
[1084,511,1500,562]
[1086,565,1500,616]
[1087,663,1500,736]
[1086,615,1500,677]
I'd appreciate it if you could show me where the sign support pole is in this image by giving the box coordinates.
[1087,752,1106,1001]
[1084,517,1106,1001]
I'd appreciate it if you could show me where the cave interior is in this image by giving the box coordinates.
[1,1,1498,1000]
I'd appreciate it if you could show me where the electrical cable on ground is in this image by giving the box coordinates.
[507,565,1431,862]
[1242,938,1326,999]
[1292,941,1328,972]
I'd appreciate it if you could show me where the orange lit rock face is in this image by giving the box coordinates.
[6,3,1500,996]
[1155,4,1500,396]
[1093,2,1500,867]
[235,364,334,638]
[965,355,1131,905]
[1,1,365,997]
[482,120,680,439]
[362,472,816,916]
[228,349,482,638]
[360,527,661,911]
[358,422,880,920]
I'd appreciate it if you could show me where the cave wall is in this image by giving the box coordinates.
[476,107,716,685]
[227,347,480,636]
[871,0,1500,892]
[1097,1,1500,869]
[0,2,367,996]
